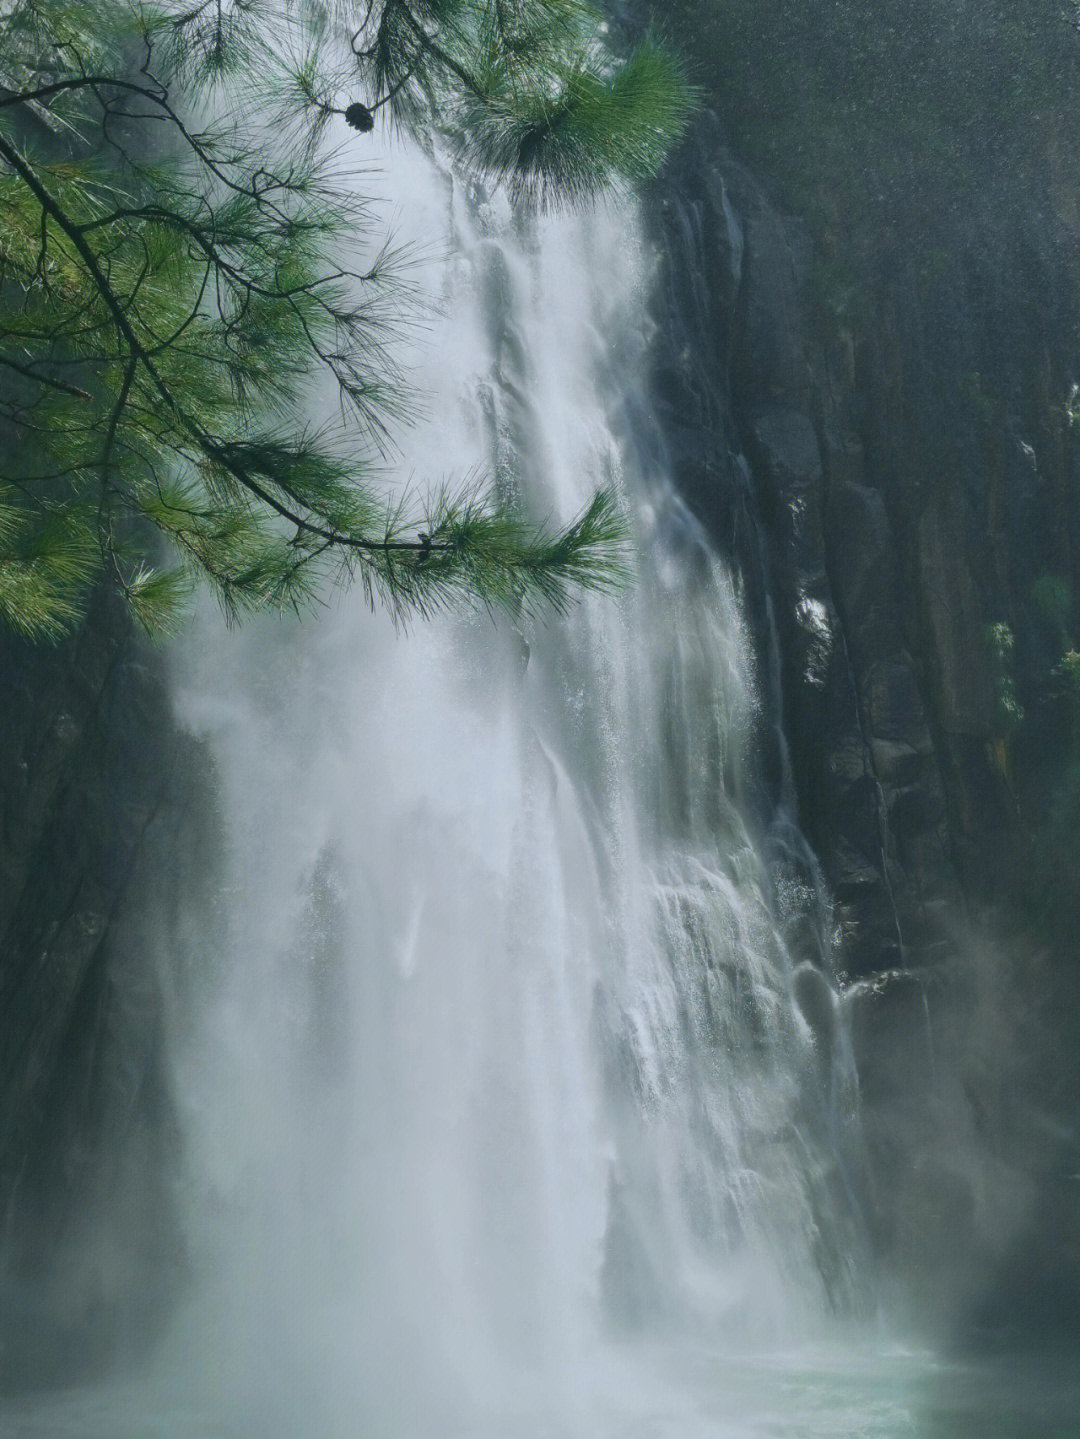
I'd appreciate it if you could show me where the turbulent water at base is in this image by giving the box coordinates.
[16,141,1073,1439]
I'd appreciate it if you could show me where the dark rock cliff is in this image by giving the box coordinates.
[639,102,1080,1341]
[644,117,960,981]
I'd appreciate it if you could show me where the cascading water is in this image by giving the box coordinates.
[158,136,867,1435]
[3,138,875,1437]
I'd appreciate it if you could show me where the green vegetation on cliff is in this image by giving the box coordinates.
[0,0,694,639]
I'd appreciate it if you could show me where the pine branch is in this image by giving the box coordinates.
[0,0,689,638]
[0,353,93,398]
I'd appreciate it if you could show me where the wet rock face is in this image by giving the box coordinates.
[641,109,1080,1339]
[644,137,947,980]
[0,595,218,1390]
[644,109,1080,974]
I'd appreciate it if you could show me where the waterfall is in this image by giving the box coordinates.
[9,140,865,1436]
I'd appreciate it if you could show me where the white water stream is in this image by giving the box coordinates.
[6,140,890,1436]
[160,137,867,1437]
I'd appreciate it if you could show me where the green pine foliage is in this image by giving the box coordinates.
[0,0,693,639]
[349,2,696,205]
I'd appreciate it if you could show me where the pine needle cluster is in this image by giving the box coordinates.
[0,0,691,639]
[349,1,695,205]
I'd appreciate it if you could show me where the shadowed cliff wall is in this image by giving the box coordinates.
[626,0,1080,1341]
